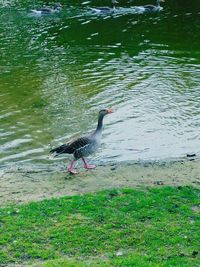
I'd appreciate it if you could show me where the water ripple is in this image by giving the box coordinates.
[0,1,200,165]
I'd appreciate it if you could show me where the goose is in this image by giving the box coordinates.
[50,109,113,174]
[134,0,165,13]
[31,3,62,15]
[90,0,118,14]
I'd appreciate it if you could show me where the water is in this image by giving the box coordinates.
[0,0,200,167]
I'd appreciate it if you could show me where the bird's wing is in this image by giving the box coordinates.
[90,7,110,12]
[143,4,155,9]
[67,136,92,154]
[41,7,52,12]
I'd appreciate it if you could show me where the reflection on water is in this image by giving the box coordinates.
[0,0,200,166]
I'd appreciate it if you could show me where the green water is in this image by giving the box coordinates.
[0,0,200,167]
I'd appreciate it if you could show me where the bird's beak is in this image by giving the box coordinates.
[107,108,113,114]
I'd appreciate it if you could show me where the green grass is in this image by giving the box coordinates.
[0,187,199,266]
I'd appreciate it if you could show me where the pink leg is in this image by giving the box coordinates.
[67,160,78,174]
[82,158,96,170]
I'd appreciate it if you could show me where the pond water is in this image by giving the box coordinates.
[0,0,200,167]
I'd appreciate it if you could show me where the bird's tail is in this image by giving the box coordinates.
[31,10,42,15]
[49,144,70,157]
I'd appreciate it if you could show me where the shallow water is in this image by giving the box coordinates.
[0,0,200,167]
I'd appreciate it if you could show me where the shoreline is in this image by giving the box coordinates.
[0,157,200,206]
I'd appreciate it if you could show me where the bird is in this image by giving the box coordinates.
[90,0,119,14]
[133,0,165,13]
[50,109,113,174]
[31,3,62,15]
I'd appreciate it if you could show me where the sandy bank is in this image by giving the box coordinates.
[0,157,200,206]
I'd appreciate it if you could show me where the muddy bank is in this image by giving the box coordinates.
[0,157,200,206]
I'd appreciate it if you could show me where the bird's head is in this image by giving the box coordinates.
[54,3,62,9]
[99,108,113,117]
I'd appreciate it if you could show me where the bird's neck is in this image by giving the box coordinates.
[111,3,115,9]
[94,114,104,135]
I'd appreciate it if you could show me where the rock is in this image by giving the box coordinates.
[154,181,164,185]
[186,153,196,158]
[116,250,123,256]
[192,251,198,258]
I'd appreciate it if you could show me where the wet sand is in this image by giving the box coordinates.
[0,157,200,206]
